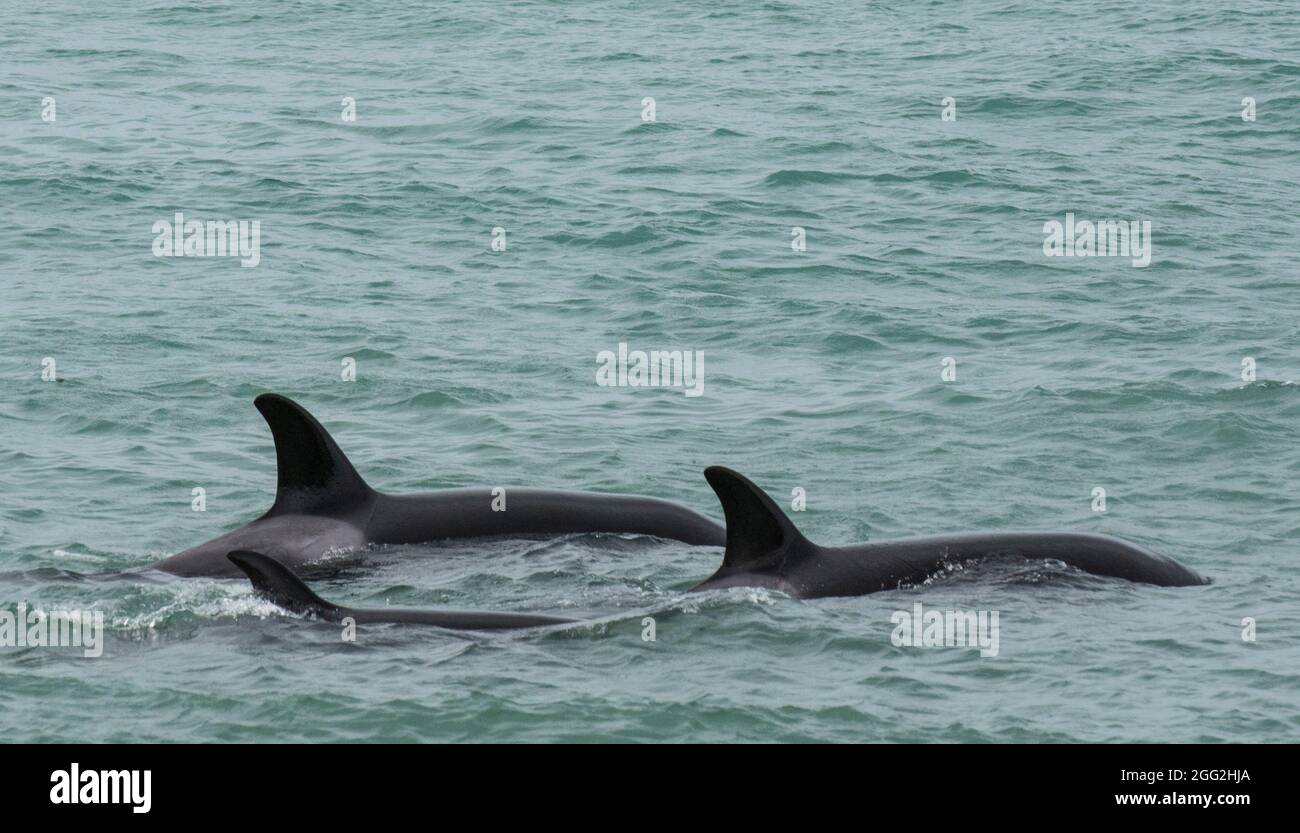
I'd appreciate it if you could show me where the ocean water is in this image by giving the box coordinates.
[2,0,1299,743]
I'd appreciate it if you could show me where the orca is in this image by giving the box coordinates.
[151,394,724,577]
[691,466,1207,597]
[228,550,574,630]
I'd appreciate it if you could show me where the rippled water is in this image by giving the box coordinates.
[1,0,1299,742]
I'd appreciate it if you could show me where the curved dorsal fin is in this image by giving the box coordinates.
[704,466,808,570]
[254,394,374,515]
[228,550,340,620]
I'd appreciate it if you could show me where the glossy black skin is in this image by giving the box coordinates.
[228,551,574,630]
[691,467,1208,598]
[151,394,724,577]
[693,530,1208,597]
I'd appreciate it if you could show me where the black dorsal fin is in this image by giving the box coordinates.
[704,466,808,570]
[227,550,341,620]
[254,393,374,515]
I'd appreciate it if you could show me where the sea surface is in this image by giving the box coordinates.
[1,0,1298,742]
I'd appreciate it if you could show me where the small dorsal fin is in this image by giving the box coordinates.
[227,550,340,620]
[704,466,807,570]
[254,394,374,515]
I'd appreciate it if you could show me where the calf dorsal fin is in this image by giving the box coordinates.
[704,466,808,570]
[228,550,341,620]
[254,394,374,516]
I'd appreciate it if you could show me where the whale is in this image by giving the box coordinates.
[690,466,1207,597]
[150,394,725,577]
[228,550,575,630]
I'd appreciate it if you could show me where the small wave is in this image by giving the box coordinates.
[51,549,108,564]
[763,169,871,186]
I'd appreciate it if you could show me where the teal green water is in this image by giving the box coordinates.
[2,0,1299,742]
